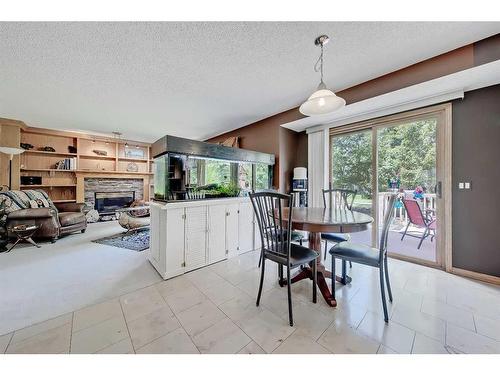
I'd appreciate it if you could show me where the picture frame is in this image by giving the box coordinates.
[125,148,145,158]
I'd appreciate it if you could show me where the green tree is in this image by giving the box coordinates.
[331,119,437,198]
[331,131,372,198]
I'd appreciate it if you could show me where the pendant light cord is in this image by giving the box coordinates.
[314,43,325,88]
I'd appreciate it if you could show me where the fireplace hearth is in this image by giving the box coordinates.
[94,191,135,215]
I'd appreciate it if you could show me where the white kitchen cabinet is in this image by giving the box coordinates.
[225,203,239,258]
[149,203,162,265]
[238,201,255,254]
[149,197,258,279]
[184,206,208,271]
[208,204,227,263]
[148,203,185,279]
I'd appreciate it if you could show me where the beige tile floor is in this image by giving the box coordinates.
[1,249,500,354]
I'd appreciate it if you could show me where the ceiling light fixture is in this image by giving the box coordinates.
[299,35,345,116]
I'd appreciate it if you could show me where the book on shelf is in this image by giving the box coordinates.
[56,157,77,170]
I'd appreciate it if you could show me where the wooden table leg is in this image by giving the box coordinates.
[290,232,337,307]
[289,230,355,306]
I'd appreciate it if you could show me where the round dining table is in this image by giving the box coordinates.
[281,207,373,307]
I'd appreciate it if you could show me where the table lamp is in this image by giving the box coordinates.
[0,146,25,190]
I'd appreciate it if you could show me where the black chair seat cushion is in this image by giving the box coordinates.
[265,243,319,268]
[321,232,350,243]
[329,241,380,267]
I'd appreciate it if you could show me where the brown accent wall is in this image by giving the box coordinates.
[337,45,474,104]
[451,85,500,277]
[207,35,499,194]
[206,109,305,191]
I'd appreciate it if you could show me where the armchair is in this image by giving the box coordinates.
[1,190,87,242]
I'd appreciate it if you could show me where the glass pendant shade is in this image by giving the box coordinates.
[299,88,346,116]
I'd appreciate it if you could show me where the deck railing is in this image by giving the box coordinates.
[378,191,436,225]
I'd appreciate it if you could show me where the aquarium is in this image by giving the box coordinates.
[152,135,274,202]
[153,153,273,201]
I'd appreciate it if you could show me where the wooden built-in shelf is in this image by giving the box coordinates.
[21,168,76,172]
[79,154,116,160]
[24,150,77,157]
[118,157,149,162]
[20,184,77,188]
[20,127,154,203]
[53,199,77,203]
[76,170,153,175]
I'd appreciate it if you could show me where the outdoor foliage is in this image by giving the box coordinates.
[331,119,437,199]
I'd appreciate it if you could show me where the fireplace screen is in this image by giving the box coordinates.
[94,191,135,214]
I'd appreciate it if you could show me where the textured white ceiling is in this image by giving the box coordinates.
[0,22,498,142]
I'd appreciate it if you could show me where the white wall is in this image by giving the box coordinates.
[307,129,329,207]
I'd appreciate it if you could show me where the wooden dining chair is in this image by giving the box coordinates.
[321,188,357,263]
[329,194,397,322]
[249,191,319,326]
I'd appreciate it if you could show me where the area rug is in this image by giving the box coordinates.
[92,228,150,251]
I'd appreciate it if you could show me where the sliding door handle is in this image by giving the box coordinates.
[437,181,442,198]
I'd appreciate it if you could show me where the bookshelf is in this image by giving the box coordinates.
[19,127,153,203]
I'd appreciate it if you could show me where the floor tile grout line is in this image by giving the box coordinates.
[4,332,14,354]
[92,337,133,354]
[4,313,73,350]
[4,278,163,341]
[118,300,136,354]
[69,312,74,354]
[3,310,73,343]
[156,268,251,353]
[4,247,500,354]
[472,314,478,333]
[409,331,417,354]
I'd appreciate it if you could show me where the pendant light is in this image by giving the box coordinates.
[299,35,345,116]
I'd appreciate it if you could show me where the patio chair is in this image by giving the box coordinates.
[250,191,319,326]
[321,188,357,263]
[401,198,436,250]
[329,194,396,322]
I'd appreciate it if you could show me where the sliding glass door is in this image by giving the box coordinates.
[329,105,451,268]
[376,116,438,264]
[331,130,373,247]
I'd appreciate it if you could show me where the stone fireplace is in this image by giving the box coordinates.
[84,178,144,211]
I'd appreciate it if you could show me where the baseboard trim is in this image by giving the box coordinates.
[451,267,500,285]
[387,252,442,270]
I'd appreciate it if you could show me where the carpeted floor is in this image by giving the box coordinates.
[0,221,161,335]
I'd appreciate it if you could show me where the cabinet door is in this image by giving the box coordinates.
[149,203,162,265]
[165,207,186,278]
[225,203,239,258]
[238,202,255,254]
[185,206,208,271]
[208,204,227,264]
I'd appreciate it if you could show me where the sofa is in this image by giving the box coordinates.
[0,189,87,241]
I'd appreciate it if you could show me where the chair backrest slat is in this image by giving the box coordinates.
[322,188,357,211]
[250,191,293,264]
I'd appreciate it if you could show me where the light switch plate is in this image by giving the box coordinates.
[458,182,464,189]
[465,182,471,189]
